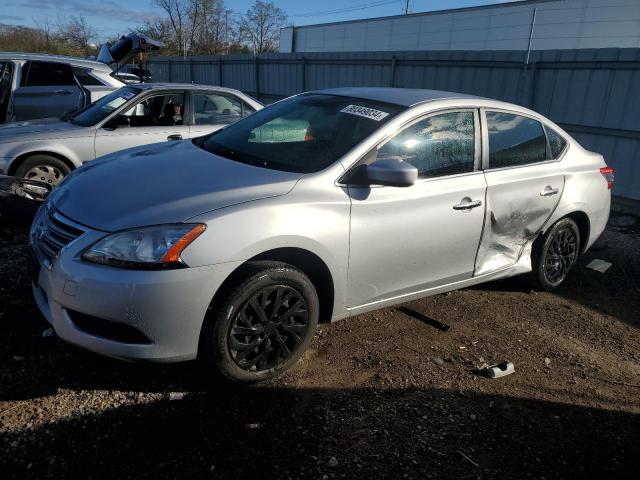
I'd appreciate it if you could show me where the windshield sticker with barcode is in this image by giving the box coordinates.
[340,105,389,121]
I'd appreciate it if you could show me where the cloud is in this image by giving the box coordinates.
[9,0,158,24]
[3,15,25,21]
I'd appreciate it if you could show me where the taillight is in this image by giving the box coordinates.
[600,166,615,189]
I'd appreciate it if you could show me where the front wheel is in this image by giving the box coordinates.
[203,261,319,383]
[15,154,70,186]
[531,218,581,290]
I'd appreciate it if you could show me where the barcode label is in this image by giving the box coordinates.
[340,105,389,121]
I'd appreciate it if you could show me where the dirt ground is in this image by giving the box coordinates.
[1,215,639,479]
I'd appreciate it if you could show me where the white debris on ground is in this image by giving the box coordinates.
[41,328,54,338]
[586,259,613,273]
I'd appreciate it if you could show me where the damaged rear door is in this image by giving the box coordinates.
[475,110,564,276]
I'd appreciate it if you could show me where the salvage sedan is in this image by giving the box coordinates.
[29,88,613,383]
[0,84,262,185]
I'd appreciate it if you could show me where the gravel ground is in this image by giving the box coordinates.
[1,215,639,479]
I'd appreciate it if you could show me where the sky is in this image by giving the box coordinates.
[4,0,521,41]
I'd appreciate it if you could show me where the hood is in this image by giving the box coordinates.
[0,118,83,141]
[50,140,302,231]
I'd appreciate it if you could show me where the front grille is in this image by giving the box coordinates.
[32,206,86,266]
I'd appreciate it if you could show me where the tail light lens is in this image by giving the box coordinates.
[600,166,615,189]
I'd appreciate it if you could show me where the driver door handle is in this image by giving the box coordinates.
[453,199,482,210]
[540,186,559,197]
[167,134,182,141]
[54,90,72,95]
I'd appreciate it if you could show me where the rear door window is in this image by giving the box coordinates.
[73,68,104,86]
[486,111,547,169]
[193,92,246,125]
[21,61,76,87]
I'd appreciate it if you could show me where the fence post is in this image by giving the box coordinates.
[218,58,224,86]
[301,56,306,92]
[189,58,194,83]
[254,55,260,100]
[390,55,397,87]
[168,59,172,82]
[529,62,537,109]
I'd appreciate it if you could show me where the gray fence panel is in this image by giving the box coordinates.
[148,48,640,202]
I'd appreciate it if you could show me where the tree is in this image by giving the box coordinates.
[152,0,192,56]
[57,16,97,56]
[238,1,287,54]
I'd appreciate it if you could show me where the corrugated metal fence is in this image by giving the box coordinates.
[148,48,640,202]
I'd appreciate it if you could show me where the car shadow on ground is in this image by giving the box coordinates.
[2,384,639,479]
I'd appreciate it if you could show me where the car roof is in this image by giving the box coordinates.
[315,87,483,107]
[132,83,247,95]
[0,52,113,72]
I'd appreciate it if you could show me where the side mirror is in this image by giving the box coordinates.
[366,158,417,187]
[104,115,130,129]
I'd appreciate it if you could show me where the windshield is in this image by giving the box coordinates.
[195,94,404,173]
[69,86,140,127]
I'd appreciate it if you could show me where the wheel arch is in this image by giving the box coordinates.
[540,210,591,254]
[8,150,77,176]
[208,247,335,326]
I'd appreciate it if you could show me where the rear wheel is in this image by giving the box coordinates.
[203,261,319,383]
[15,155,70,187]
[531,218,580,290]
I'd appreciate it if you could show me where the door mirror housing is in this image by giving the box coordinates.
[366,158,417,187]
[104,115,130,129]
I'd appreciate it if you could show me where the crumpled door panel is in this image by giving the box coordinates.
[475,170,565,276]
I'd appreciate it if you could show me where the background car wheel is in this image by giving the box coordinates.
[15,155,70,187]
[531,218,581,291]
[203,261,319,384]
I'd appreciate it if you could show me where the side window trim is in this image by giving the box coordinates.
[340,107,482,185]
[480,107,560,172]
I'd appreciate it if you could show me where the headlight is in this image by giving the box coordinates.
[82,224,206,269]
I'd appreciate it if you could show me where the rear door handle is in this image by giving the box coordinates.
[54,90,72,95]
[167,134,182,141]
[453,199,482,211]
[540,186,559,197]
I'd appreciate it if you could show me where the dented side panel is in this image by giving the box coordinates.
[475,163,565,276]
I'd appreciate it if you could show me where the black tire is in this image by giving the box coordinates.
[202,261,319,383]
[530,218,580,291]
[14,155,71,186]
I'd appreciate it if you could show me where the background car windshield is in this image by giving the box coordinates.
[70,87,140,127]
[197,94,404,173]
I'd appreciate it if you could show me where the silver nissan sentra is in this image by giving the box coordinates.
[29,88,613,383]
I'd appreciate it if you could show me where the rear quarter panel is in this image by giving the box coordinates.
[543,141,610,251]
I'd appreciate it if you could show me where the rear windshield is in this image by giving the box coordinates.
[194,94,405,173]
[69,86,140,127]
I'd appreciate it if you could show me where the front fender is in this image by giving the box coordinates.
[181,188,351,322]
[3,137,93,174]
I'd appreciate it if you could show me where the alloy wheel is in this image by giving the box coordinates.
[228,285,309,372]
[543,226,578,286]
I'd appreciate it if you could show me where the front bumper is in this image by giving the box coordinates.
[32,227,241,362]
